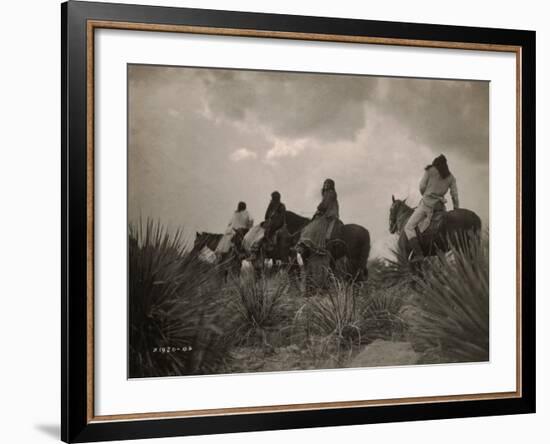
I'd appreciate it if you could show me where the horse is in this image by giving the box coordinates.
[192,231,222,255]
[192,230,245,281]
[270,211,311,263]
[389,195,482,259]
[233,211,309,280]
[297,222,371,283]
[216,227,249,280]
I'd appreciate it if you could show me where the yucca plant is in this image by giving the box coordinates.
[129,219,231,378]
[307,274,363,347]
[410,233,489,363]
[368,250,417,290]
[229,273,290,345]
[360,283,408,342]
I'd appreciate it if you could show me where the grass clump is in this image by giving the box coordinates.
[307,274,364,347]
[228,272,291,346]
[360,284,408,343]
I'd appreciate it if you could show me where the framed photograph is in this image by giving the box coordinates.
[62,1,535,442]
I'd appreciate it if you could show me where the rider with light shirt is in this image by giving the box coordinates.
[404,154,460,260]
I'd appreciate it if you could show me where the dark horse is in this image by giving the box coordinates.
[271,211,310,264]
[267,211,371,282]
[297,222,371,282]
[389,195,481,258]
[233,211,310,278]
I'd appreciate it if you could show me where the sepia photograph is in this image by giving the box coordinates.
[127,64,489,379]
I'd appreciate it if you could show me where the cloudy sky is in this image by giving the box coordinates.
[128,65,489,255]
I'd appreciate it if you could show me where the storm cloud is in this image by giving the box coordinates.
[128,65,489,256]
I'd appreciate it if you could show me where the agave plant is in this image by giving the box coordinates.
[128,220,231,378]
[228,272,290,346]
[410,233,489,363]
[368,251,417,290]
[307,274,363,347]
[360,283,408,342]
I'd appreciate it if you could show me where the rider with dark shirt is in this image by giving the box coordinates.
[263,191,286,239]
[249,191,286,260]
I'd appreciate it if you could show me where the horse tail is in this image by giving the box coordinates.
[470,213,483,245]
[462,209,482,238]
[445,209,483,250]
[474,213,482,233]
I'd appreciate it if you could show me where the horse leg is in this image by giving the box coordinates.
[224,263,233,284]
[329,256,337,279]
[233,258,242,281]
[352,260,368,283]
[345,259,361,283]
[291,259,302,290]
[397,232,410,260]
[253,255,263,280]
[354,239,371,283]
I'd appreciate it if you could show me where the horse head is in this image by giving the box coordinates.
[284,210,310,234]
[193,231,223,253]
[389,195,408,234]
[193,231,205,250]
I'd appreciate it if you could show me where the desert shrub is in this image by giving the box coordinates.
[368,251,417,290]
[228,272,290,346]
[128,220,231,378]
[410,233,489,363]
[306,274,364,347]
[360,283,408,342]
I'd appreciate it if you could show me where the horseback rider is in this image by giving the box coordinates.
[298,178,341,254]
[248,191,286,260]
[316,178,339,236]
[215,201,254,258]
[263,191,287,241]
[405,154,460,261]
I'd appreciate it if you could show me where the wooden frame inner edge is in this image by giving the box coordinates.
[85,19,523,423]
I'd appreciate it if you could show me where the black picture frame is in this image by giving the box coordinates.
[62,1,536,442]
